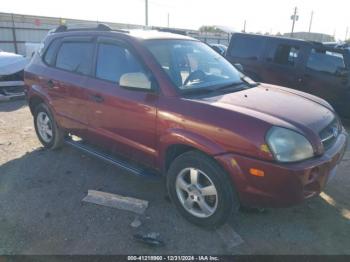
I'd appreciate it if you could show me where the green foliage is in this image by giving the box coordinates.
[199,26,224,33]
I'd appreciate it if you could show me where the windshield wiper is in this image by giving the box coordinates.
[181,79,258,96]
[181,86,218,95]
[213,81,249,92]
[241,76,260,87]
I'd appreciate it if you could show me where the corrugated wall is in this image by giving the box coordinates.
[0,12,230,56]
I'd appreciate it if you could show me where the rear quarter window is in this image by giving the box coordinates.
[307,49,346,75]
[229,36,265,59]
[43,39,61,66]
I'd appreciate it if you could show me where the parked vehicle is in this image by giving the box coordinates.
[25,42,42,58]
[226,33,350,118]
[210,44,227,56]
[0,50,29,100]
[25,25,348,227]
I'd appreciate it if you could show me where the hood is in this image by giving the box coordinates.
[0,51,29,76]
[192,84,334,133]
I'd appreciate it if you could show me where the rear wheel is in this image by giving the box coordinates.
[167,151,239,228]
[34,103,64,149]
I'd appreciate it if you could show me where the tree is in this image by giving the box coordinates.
[199,26,224,33]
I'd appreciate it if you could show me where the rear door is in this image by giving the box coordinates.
[84,38,158,167]
[298,47,349,108]
[47,36,94,137]
[259,40,304,88]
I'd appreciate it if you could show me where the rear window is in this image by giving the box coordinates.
[307,49,345,74]
[55,42,94,75]
[229,36,265,59]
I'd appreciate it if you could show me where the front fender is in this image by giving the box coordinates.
[157,128,227,170]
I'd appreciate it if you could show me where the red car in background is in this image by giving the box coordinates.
[25,25,348,227]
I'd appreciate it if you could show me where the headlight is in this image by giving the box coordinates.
[266,127,314,162]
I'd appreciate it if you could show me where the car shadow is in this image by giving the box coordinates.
[1,146,350,255]
[228,154,350,254]
[0,147,229,254]
[0,99,27,112]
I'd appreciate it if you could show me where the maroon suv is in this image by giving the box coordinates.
[24,25,348,227]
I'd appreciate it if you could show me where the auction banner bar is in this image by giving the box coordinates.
[1,256,350,262]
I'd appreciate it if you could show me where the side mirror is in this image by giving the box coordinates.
[120,72,152,90]
[234,63,244,72]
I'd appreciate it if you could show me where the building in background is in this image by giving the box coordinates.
[0,12,230,56]
[283,32,335,42]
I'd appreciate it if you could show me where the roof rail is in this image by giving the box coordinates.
[309,41,324,46]
[52,23,114,33]
[335,43,350,49]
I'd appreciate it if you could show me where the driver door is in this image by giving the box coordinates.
[84,38,158,168]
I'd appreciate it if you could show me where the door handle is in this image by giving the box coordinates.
[90,94,104,103]
[47,79,55,89]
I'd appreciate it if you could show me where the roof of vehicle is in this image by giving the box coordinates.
[127,30,195,41]
[49,24,196,41]
[230,32,350,53]
[210,43,227,48]
[232,32,309,44]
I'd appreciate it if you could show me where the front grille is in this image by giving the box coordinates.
[319,118,341,150]
[0,70,24,81]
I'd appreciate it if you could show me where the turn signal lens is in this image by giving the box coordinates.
[249,168,265,177]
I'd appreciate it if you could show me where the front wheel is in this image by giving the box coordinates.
[167,151,239,228]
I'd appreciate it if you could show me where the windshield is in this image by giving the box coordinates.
[145,40,243,91]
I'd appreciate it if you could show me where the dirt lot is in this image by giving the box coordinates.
[0,100,349,255]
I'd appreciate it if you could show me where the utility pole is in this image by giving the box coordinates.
[308,11,314,33]
[145,0,149,26]
[167,13,170,28]
[11,13,18,54]
[243,20,246,33]
[290,7,299,37]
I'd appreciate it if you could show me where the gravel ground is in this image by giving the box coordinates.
[0,100,349,255]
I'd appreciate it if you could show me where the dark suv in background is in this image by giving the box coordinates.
[226,33,350,118]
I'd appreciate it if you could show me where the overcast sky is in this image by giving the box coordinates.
[2,0,349,40]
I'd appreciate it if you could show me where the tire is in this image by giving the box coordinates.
[167,151,239,228]
[34,103,64,149]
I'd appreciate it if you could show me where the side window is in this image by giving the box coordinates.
[95,43,144,83]
[273,44,300,66]
[43,39,60,66]
[229,36,265,59]
[55,41,94,75]
[307,49,345,75]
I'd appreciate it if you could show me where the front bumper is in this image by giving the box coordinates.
[215,130,348,208]
[0,80,25,101]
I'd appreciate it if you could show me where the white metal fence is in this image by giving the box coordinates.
[0,12,231,56]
